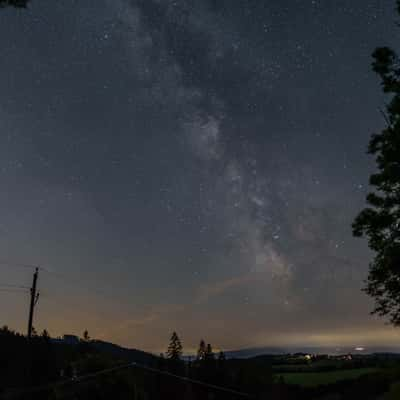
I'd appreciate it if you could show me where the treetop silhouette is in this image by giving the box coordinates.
[0,0,29,8]
[166,331,183,360]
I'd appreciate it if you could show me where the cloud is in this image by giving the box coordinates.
[97,303,186,341]
[196,259,291,305]
[196,273,260,304]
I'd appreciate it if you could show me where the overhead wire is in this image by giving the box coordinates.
[0,260,130,305]
[0,263,249,398]
[0,288,29,293]
[0,261,115,303]
[0,260,39,270]
[39,266,136,310]
[0,284,30,289]
[1,361,252,399]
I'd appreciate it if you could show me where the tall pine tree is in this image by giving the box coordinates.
[353,0,400,324]
[166,331,183,360]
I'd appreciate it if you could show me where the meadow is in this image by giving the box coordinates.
[277,368,380,387]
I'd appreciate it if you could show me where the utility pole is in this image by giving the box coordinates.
[27,267,39,339]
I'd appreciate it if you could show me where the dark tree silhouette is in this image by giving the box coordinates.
[166,331,183,360]
[41,329,50,341]
[0,0,29,7]
[353,0,400,324]
[31,325,38,337]
[83,329,90,342]
[196,339,206,361]
[205,343,215,361]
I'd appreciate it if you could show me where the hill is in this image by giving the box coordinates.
[91,340,159,366]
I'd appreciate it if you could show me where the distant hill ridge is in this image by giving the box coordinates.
[52,335,160,366]
[89,342,400,361]
[91,340,159,365]
[53,335,400,361]
[224,346,400,359]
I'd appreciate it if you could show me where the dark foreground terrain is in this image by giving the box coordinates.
[1,327,400,400]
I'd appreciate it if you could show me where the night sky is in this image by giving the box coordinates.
[0,0,399,353]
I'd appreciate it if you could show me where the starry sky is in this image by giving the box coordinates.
[0,0,399,353]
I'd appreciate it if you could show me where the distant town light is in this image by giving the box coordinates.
[355,347,365,351]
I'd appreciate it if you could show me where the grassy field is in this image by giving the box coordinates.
[383,382,400,399]
[277,368,379,387]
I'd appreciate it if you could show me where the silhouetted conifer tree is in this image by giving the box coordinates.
[205,343,214,361]
[83,329,90,342]
[166,331,183,360]
[41,329,50,342]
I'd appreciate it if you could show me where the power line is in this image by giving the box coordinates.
[0,260,39,270]
[1,364,134,399]
[0,288,29,293]
[2,362,252,399]
[0,263,251,398]
[0,284,30,289]
[0,262,124,330]
[40,266,132,307]
[131,362,252,398]
[0,266,41,337]
[2,261,133,307]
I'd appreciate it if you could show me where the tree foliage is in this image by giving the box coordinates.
[166,331,183,361]
[353,0,400,325]
[83,329,90,342]
[205,343,214,360]
[0,0,29,7]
